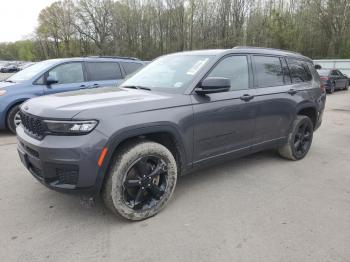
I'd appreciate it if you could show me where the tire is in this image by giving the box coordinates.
[328,82,335,94]
[278,115,314,161]
[6,104,21,134]
[102,140,177,221]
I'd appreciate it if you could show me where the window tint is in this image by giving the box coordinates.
[253,56,284,88]
[287,59,312,83]
[48,62,84,84]
[121,62,143,75]
[207,56,249,90]
[86,62,122,81]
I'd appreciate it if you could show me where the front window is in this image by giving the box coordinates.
[7,60,58,82]
[48,62,84,84]
[120,54,212,93]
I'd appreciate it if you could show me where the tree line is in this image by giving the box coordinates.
[1,0,350,61]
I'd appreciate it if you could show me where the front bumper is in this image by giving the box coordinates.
[17,125,108,195]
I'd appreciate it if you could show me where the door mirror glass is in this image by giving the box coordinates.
[46,75,58,85]
[196,77,231,95]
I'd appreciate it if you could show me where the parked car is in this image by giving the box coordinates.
[0,63,20,73]
[16,47,326,221]
[0,56,144,133]
[317,68,349,93]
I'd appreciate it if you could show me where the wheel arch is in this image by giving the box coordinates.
[95,123,189,194]
[4,98,30,128]
[296,103,318,129]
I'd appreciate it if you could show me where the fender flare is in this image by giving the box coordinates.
[94,122,189,193]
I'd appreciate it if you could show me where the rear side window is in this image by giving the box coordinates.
[120,62,143,75]
[287,59,312,83]
[207,55,249,90]
[253,56,284,88]
[86,62,122,81]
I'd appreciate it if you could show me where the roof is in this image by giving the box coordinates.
[166,47,312,62]
[43,56,143,64]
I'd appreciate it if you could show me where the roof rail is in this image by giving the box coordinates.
[87,56,140,61]
[233,46,302,56]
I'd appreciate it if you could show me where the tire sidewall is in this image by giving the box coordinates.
[108,142,177,221]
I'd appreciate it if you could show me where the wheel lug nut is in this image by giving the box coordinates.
[148,184,150,187]
[141,187,144,189]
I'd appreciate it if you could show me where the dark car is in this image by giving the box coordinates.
[17,47,326,221]
[0,63,20,73]
[317,69,349,93]
[0,56,144,133]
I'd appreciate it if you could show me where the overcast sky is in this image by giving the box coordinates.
[0,0,57,42]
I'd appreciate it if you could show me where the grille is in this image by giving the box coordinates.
[20,111,46,139]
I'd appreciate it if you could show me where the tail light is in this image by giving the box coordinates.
[320,76,329,81]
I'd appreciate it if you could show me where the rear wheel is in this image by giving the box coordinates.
[278,115,314,161]
[6,104,21,134]
[328,82,335,94]
[103,141,177,221]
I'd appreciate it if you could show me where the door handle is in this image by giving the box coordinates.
[79,85,88,89]
[288,88,298,95]
[92,84,100,88]
[240,94,254,102]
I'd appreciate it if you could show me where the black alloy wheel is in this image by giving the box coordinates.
[122,156,168,211]
[293,121,312,159]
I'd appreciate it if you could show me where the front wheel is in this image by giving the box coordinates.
[103,141,178,221]
[278,115,314,161]
[6,104,22,134]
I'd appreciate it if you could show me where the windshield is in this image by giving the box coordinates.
[7,60,58,82]
[317,69,330,76]
[120,54,212,93]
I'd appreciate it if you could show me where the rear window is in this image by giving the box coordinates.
[120,62,143,75]
[287,59,312,83]
[253,56,284,88]
[86,62,122,81]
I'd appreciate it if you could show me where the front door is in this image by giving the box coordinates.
[191,55,256,163]
[44,62,88,94]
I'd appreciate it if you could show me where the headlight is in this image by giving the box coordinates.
[44,120,98,135]
[0,90,6,96]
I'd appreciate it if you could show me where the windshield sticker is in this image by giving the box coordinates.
[174,82,183,88]
[186,58,209,75]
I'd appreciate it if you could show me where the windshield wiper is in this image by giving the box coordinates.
[4,80,15,83]
[122,85,151,91]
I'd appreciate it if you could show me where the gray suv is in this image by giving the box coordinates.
[17,47,326,221]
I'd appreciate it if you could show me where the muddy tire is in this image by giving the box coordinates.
[6,104,21,134]
[102,140,177,221]
[278,115,314,161]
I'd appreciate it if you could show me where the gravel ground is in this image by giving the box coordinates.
[0,90,349,262]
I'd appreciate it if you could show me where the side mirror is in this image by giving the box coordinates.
[196,77,231,95]
[46,75,58,85]
[314,64,322,70]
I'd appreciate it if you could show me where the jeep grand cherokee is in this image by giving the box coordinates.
[16,47,326,221]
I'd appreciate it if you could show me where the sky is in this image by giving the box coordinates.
[0,0,57,42]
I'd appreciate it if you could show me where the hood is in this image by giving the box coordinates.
[0,81,19,89]
[22,86,189,119]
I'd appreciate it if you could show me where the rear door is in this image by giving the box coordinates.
[85,62,123,88]
[43,62,88,94]
[333,70,348,89]
[192,55,256,163]
[251,55,299,147]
